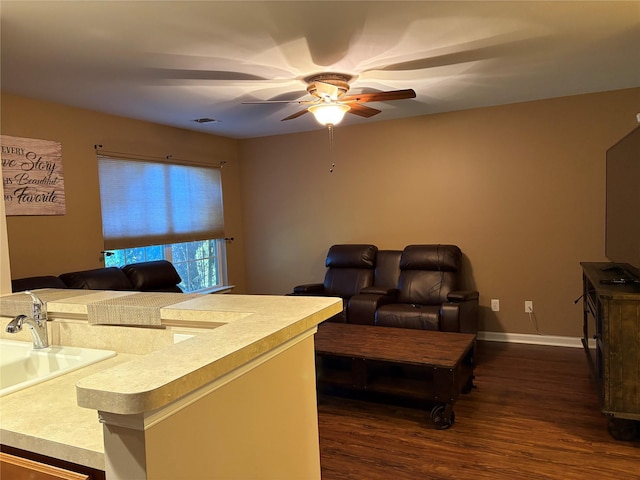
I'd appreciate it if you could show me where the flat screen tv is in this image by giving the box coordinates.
[605,125,640,281]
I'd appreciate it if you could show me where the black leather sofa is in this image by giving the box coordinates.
[11,260,183,293]
[292,244,479,334]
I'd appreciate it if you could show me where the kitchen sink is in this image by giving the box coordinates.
[0,339,116,397]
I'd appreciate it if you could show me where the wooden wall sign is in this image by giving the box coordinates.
[1,135,66,216]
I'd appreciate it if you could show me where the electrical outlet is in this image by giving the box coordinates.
[491,299,500,312]
[525,301,533,313]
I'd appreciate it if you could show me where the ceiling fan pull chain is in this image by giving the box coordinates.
[328,125,335,173]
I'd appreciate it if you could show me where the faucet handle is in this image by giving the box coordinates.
[25,290,47,322]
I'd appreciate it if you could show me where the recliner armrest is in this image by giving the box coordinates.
[360,286,399,296]
[447,290,479,302]
[292,283,325,294]
[441,291,479,334]
[348,292,398,325]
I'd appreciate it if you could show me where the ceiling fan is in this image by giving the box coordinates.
[243,72,416,126]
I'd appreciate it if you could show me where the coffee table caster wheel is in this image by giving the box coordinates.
[461,376,475,394]
[607,417,639,441]
[430,404,455,430]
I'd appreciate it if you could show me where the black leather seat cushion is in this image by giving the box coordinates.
[375,304,440,330]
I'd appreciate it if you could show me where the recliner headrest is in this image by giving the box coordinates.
[400,245,461,272]
[326,244,377,269]
[59,267,134,290]
[122,260,182,292]
[12,275,67,292]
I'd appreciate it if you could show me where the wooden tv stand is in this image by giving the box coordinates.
[580,262,640,441]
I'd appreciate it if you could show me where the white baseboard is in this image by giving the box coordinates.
[478,331,595,349]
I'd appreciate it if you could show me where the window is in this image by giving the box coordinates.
[104,239,226,293]
[98,155,227,293]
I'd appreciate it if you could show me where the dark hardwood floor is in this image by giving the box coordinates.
[317,341,640,480]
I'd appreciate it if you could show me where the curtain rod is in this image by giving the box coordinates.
[93,145,228,168]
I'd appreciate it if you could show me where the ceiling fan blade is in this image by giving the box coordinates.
[142,53,297,80]
[369,46,512,72]
[342,89,416,103]
[281,109,310,121]
[145,68,272,81]
[361,37,551,74]
[242,99,316,105]
[347,104,382,118]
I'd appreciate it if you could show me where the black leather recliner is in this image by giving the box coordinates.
[374,245,478,333]
[291,244,377,322]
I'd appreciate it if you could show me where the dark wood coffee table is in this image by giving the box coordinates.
[314,322,476,429]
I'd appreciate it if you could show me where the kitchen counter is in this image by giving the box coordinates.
[0,353,135,470]
[0,290,342,476]
[75,293,341,415]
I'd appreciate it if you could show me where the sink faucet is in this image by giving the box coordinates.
[5,290,49,349]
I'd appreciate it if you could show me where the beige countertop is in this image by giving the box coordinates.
[0,353,136,470]
[0,290,341,470]
[76,293,341,414]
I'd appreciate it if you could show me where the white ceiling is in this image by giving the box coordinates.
[1,1,639,139]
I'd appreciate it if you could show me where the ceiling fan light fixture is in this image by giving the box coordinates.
[308,103,350,126]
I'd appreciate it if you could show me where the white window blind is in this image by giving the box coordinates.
[98,156,224,250]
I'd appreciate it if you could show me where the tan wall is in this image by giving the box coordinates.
[3,89,639,336]
[0,180,12,295]
[238,87,640,337]
[0,93,247,292]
